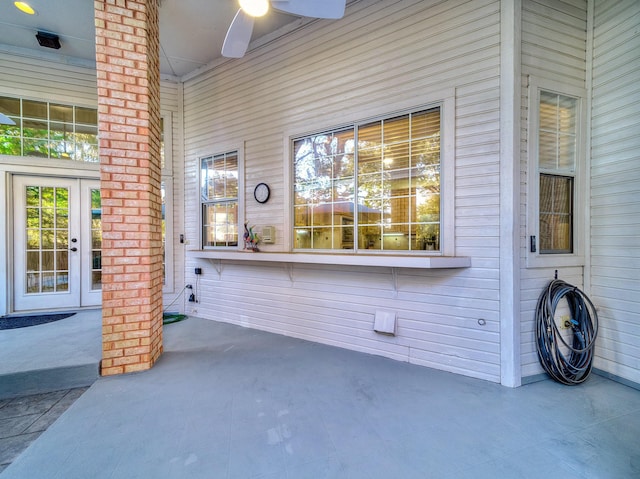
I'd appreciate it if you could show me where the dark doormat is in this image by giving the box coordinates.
[0,312,76,330]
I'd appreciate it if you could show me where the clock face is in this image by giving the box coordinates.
[254,183,270,203]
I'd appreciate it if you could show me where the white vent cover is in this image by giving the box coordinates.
[262,226,275,244]
[374,310,397,336]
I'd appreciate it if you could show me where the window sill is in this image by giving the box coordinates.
[188,250,471,269]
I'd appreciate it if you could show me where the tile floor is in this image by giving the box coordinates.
[0,388,87,473]
[2,317,639,479]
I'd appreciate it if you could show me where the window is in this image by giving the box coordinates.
[90,188,102,290]
[0,96,98,162]
[201,152,239,247]
[293,107,441,253]
[159,113,176,292]
[538,92,577,254]
[528,79,585,266]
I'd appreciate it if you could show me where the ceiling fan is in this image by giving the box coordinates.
[222,0,346,58]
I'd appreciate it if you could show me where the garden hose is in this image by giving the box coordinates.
[535,279,598,385]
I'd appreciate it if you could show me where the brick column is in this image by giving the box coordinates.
[95,0,163,375]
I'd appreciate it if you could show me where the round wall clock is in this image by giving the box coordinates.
[254,182,270,204]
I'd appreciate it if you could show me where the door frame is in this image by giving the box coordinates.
[11,174,101,312]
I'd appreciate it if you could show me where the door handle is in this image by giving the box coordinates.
[69,247,78,252]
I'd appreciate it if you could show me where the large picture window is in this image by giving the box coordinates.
[0,96,98,162]
[201,152,239,247]
[293,107,441,252]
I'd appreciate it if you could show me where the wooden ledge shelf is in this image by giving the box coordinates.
[188,250,471,269]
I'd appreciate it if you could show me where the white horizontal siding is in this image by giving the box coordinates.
[590,0,640,385]
[184,0,502,382]
[519,267,584,377]
[0,52,97,106]
[519,0,588,378]
[521,0,588,86]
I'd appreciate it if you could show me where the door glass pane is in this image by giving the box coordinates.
[56,273,69,291]
[92,271,102,290]
[42,250,54,270]
[56,250,68,269]
[23,185,70,294]
[90,188,102,290]
[41,229,54,248]
[26,229,40,249]
[41,208,54,228]
[27,273,40,293]
[26,251,39,271]
[26,186,39,206]
[42,272,55,292]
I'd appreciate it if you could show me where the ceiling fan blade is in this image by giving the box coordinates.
[271,0,346,19]
[0,112,16,125]
[222,9,255,58]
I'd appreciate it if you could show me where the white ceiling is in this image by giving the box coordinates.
[0,0,302,78]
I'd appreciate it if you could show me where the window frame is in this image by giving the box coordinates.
[286,94,455,256]
[0,95,99,162]
[199,147,244,250]
[160,112,175,293]
[527,77,586,268]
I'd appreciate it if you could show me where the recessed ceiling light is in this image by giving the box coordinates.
[14,2,36,15]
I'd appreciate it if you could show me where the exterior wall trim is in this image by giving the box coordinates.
[500,0,522,387]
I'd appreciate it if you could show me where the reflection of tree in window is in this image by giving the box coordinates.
[91,189,102,289]
[293,107,441,251]
[24,186,70,293]
[0,96,98,162]
[201,152,239,247]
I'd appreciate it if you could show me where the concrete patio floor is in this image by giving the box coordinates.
[1,313,639,478]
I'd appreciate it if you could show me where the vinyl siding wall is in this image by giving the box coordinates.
[590,0,640,385]
[519,0,588,378]
[183,0,503,382]
[0,52,185,312]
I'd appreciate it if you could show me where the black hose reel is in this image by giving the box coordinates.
[535,277,599,385]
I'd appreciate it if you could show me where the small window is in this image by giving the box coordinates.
[538,91,577,254]
[293,107,441,253]
[528,79,585,266]
[201,152,239,247]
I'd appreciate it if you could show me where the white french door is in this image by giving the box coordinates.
[13,176,101,311]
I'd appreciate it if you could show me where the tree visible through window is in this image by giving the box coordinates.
[201,152,239,247]
[0,96,98,162]
[293,107,441,252]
